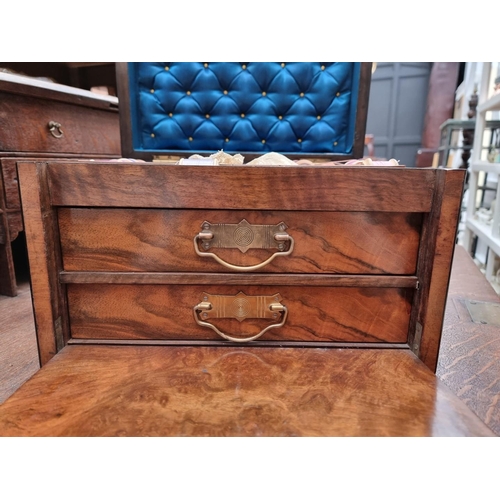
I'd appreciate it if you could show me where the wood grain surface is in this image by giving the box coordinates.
[17,162,69,364]
[47,163,436,212]
[58,209,421,274]
[0,172,16,296]
[17,162,465,370]
[417,168,466,371]
[67,284,412,343]
[60,272,418,288]
[0,346,493,436]
[0,75,119,111]
[437,245,500,435]
[0,92,120,155]
[1,158,21,209]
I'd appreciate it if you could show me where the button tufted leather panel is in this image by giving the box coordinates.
[127,62,361,155]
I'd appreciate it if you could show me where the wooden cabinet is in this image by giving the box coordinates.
[0,72,121,296]
[0,161,491,437]
[0,63,491,437]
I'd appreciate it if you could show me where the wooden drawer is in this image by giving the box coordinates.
[17,161,465,372]
[0,91,120,155]
[58,208,422,275]
[66,283,413,343]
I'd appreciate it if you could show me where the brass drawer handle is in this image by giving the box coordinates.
[48,121,64,138]
[193,292,288,342]
[193,219,294,271]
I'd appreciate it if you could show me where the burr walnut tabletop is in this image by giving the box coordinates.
[0,345,493,437]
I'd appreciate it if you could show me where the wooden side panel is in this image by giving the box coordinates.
[412,168,466,371]
[58,209,422,275]
[0,236,15,296]
[0,346,493,436]
[0,171,16,296]
[17,162,69,365]
[67,284,412,343]
[115,62,134,158]
[47,163,436,212]
[352,62,372,159]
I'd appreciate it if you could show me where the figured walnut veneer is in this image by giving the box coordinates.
[0,346,493,437]
[58,209,421,275]
[1,161,479,437]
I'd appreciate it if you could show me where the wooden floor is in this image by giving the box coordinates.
[0,244,499,435]
[0,280,39,404]
[436,245,500,435]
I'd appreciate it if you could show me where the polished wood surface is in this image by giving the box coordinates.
[47,163,436,212]
[67,284,412,343]
[0,346,493,436]
[59,209,421,274]
[18,162,464,369]
[1,159,22,210]
[17,163,69,365]
[2,247,497,435]
[0,92,119,155]
[0,75,120,297]
[437,245,500,434]
[0,171,16,296]
[408,168,466,370]
[0,72,118,110]
[60,272,418,288]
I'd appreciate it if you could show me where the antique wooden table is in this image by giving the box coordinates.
[0,72,120,296]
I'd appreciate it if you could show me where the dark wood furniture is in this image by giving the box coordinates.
[0,159,493,436]
[0,72,121,296]
[0,63,491,437]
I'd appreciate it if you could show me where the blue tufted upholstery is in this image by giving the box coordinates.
[126,62,362,156]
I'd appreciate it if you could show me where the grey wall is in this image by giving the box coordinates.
[366,62,432,166]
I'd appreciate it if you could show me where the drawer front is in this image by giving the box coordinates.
[59,208,421,275]
[67,284,412,343]
[0,92,120,155]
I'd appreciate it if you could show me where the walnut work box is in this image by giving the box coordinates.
[0,159,494,436]
[0,63,492,436]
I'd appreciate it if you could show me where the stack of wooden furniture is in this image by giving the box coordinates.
[0,63,492,436]
[0,71,120,297]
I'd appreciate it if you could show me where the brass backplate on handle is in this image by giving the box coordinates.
[197,291,284,322]
[193,292,288,342]
[198,219,290,253]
